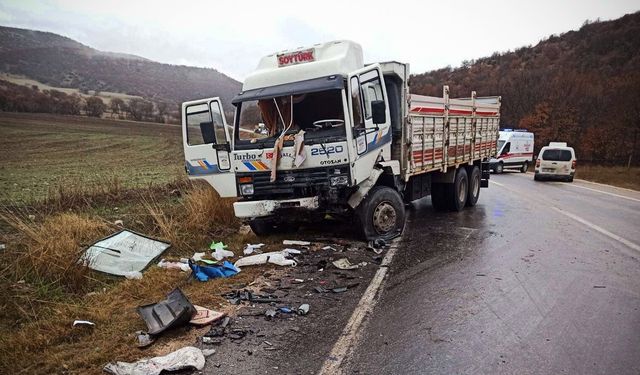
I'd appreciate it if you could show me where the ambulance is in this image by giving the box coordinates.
[490,130,534,173]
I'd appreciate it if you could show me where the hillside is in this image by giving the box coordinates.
[410,12,640,164]
[0,26,241,111]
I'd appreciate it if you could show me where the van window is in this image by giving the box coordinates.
[501,142,510,155]
[542,149,572,161]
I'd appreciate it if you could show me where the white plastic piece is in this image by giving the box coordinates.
[73,320,95,327]
[103,346,207,375]
[124,271,143,280]
[283,240,310,246]
[192,252,206,262]
[212,248,234,261]
[234,251,297,268]
[243,243,265,255]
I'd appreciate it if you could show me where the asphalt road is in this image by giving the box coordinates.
[339,172,640,375]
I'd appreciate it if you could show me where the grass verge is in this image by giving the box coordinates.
[575,165,640,191]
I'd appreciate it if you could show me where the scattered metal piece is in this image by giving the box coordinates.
[265,309,277,319]
[298,304,310,315]
[331,287,348,293]
[137,288,195,335]
[135,331,155,348]
[593,285,606,288]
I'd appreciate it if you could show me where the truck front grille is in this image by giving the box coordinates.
[237,166,350,196]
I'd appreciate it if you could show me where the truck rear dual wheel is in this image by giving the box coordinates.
[431,167,471,212]
[357,186,406,241]
[466,166,481,207]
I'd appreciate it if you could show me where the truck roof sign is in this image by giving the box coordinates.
[277,48,315,67]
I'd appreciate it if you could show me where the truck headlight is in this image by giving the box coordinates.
[240,184,254,195]
[330,176,349,187]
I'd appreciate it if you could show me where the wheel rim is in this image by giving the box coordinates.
[523,163,528,172]
[458,178,467,203]
[472,173,479,198]
[497,164,503,173]
[372,201,397,234]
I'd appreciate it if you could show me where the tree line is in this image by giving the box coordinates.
[0,79,179,123]
[410,13,640,166]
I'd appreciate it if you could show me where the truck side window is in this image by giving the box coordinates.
[360,70,383,120]
[186,103,213,146]
[350,76,364,129]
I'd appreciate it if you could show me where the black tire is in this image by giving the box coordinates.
[495,162,504,174]
[466,166,481,207]
[249,219,271,236]
[430,183,448,211]
[567,176,574,182]
[357,186,406,241]
[520,161,529,173]
[445,167,468,212]
[534,173,541,181]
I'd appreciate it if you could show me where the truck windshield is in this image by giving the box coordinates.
[235,89,345,144]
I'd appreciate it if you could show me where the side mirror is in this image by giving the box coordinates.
[371,100,386,125]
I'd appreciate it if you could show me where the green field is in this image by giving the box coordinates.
[0,112,184,204]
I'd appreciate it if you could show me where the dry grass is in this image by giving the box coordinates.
[576,165,640,191]
[0,181,267,374]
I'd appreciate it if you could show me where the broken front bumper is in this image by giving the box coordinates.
[233,196,320,218]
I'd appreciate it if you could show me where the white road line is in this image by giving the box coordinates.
[565,183,640,203]
[318,237,401,375]
[551,207,640,254]
[490,180,505,187]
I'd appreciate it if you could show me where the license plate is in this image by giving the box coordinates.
[542,168,554,172]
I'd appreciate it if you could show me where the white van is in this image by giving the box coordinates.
[490,130,534,173]
[534,142,576,182]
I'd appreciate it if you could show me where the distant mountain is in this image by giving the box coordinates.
[410,12,640,164]
[0,26,241,110]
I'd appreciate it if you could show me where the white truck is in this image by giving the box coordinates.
[181,40,500,240]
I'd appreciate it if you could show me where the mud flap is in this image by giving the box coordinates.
[481,161,491,188]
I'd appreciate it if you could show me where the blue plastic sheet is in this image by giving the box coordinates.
[189,260,239,282]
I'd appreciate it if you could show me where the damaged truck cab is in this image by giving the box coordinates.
[182,40,500,240]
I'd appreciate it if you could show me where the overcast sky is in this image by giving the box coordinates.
[0,0,638,81]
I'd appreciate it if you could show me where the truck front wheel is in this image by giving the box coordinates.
[249,219,272,236]
[357,186,405,241]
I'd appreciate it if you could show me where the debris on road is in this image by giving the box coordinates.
[82,230,170,277]
[265,309,277,319]
[238,224,251,235]
[297,303,310,315]
[283,240,311,246]
[137,288,195,335]
[123,271,143,280]
[332,258,366,270]
[135,331,155,348]
[210,241,234,260]
[593,285,607,288]
[114,219,124,226]
[223,289,280,304]
[244,243,265,255]
[72,320,95,327]
[157,259,190,272]
[234,249,299,268]
[278,307,293,314]
[189,305,226,326]
[189,260,239,282]
[103,346,214,375]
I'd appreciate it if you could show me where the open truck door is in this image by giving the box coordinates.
[347,64,392,185]
[182,97,237,197]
